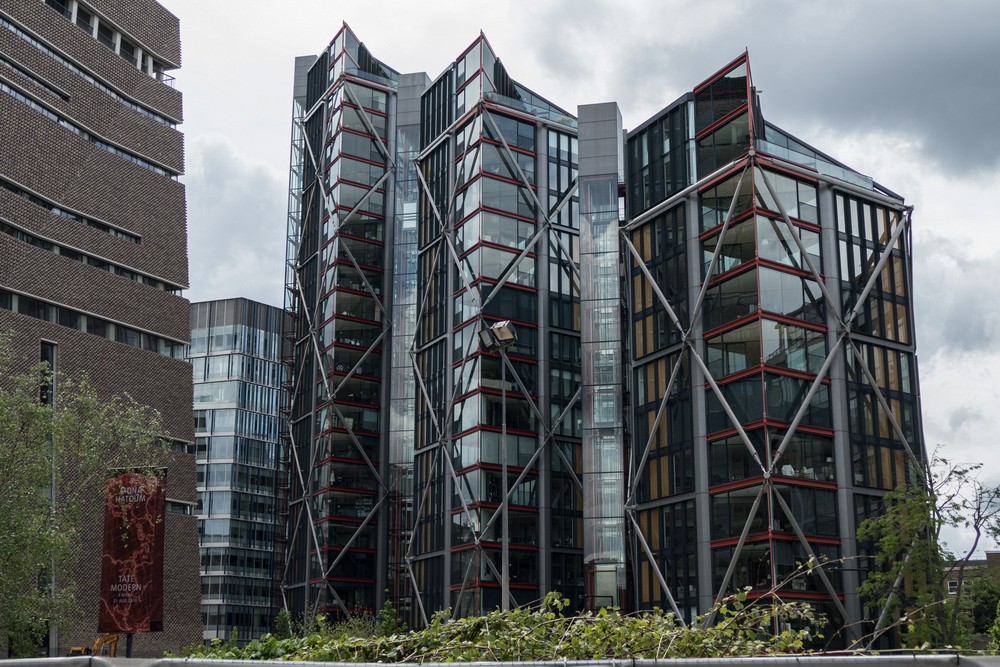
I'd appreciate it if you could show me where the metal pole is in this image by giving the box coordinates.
[500,348,510,611]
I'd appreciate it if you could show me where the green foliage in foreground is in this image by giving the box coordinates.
[182,592,823,662]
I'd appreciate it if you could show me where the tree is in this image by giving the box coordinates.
[0,333,169,656]
[966,571,1000,636]
[857,449,1000,648]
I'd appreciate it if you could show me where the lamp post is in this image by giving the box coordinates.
[478,320,517,611]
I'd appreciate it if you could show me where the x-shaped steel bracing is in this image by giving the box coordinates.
[403,105,584,621]
[622,153,916,637]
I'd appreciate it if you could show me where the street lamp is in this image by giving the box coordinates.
[479,320,517,611]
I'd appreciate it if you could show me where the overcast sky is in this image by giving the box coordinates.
[164,0,1000,554]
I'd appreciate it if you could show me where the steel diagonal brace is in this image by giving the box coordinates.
[755,163,842,316]
[623,154,750,233]
[327,327,390,398]
[341,84,396,167]
[770,330,848,470]
[280,338,316,588]
[622,226,762,468]
[414,164,480,301]
[688,340,765,469]
[620,231,686,342]
[441,447,519,614]
[479,189,582,311]
[327,328,388,397]
[298,281,385,489]
[408,240,444,349]
[862,541,914,650]
[479,220,549,310]
[688,164,751,326]
[771,486,853,626]
[444,316,492,445]
[452,544,483,617]
[497,354,585,492]
[407,348,443,446]
[319,182,394,324]
[291,363,351,618]
[284,392,347,616]
[628,351,687,501]
[299,105,393,324]
[702,484,766,628]
[322,493,389,578]
[403,445,443,562]
[400,444,445,628]
[478,112,582,298]
[479,387,585,540]
[405,559,430,628]
[843,209,912,328]
[847,340,920,467]
[301,177,392,334]
[626,507,686,623]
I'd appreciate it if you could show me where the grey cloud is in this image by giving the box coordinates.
[913,231,1000,356]
[948,405,984,432]
[515,0,1000,175]
[183,136,287,307]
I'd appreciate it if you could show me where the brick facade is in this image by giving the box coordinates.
[0,0,199,656]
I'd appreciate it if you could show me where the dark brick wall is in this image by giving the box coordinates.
[91,0,181,68]
[0,0,197,652]
[2,0,182,120]
[0,96,189,286]
[0,235,191,341]
[60,499,203,658]
[0,312,201,656]
[0,312,193,441]
[0,28,183,170]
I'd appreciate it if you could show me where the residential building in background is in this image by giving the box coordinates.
[0,0,200,655]
[190,298,287,643]
[281,30,923,646]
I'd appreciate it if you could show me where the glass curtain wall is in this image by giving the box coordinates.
[413,34,580,620]
[284,23,399,620]
[191,298,286,643]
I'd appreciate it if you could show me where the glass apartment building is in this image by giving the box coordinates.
[284,31,923,643]
[190,298,287,642]
[412,34,583,619]
[284,24,402,618]
[620,54,922,642]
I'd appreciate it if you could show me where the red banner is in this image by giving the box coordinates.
[97,469,166,633]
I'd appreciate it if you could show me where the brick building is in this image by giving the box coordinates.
[0,0,200,656]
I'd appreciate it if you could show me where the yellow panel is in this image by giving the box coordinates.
[873,346,885,389]
[883,301,896,343]
[867,446,878,486]
[863,395,875,436]
[887,349,900,392]
[640,560,651,604]
[657,357,667,398]
[878,404,891,438]
[896,304,909,345]
[880,447,892,489]
[893,256,907,297]
[893,449,906,488]
[659,456,671,499]
[881,260,892,295]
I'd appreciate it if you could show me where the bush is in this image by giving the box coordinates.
[182,591,822,662]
